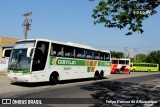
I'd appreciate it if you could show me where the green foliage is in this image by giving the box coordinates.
[110,51,124,58]
[135,54,147,62]
[130,50,160,68]
[91,0,159,35]
[146,50,160,66]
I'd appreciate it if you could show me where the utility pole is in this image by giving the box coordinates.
[124,47,128,58]
[22,12,32,39]
[134,48,138,60]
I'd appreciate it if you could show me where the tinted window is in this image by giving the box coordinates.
[86,49,93,59]
[4,49,12,57]
[51,43,64,57]
[105,53,110,61]
[76,48,84,58]
[94,52,100,60]
[119,60,125,64]
[32,41,49,71]
[112,60,118,64]
[100,53,105,60]
[126,60,129,64]
[64,46,75,58]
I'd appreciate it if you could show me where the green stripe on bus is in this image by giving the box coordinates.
[50,57,111,66]
[87,67,91,72]
[90,61,93,66]
[10,69,30,73]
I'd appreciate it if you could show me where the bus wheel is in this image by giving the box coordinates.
[133,69,136,72]
[49,73,59,85]
[114,70,119,74]
[148,69,151,72]
[94,71,100,80]
[100,71,104,79]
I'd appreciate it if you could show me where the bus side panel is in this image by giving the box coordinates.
[111,64,119,73]
[48,58,111,80]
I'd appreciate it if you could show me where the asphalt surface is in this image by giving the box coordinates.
[0,72,160,107]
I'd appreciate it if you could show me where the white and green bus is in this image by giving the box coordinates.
[7,39,111,84]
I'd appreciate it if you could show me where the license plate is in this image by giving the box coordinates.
[14,77,18,80]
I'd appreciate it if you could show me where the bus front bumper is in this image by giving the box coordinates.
[7,74,31,83]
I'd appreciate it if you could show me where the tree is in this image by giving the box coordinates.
[110,51,124,58]
[90,0,159,35]
[146,50,160,66]
[135,54,147,62]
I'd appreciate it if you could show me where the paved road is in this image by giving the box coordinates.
[0,72,160,107]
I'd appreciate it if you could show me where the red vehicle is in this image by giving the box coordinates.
[111,58,130,74]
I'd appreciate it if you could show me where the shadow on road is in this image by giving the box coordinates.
[11,82,50,87]
[10,78,108,87]
[80,81,160,107]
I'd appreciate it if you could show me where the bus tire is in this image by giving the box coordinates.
[100,71,104,79]
[148,69,151,72]
[49,72,59,85]
[94,71,100,80]
[114,70,119,74]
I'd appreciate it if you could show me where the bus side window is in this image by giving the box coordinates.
[126,60,129,64]
[50,44,56,56]
[57,46,64,57]
[82,50,86,58]
[86,49,93,59]
[94,52,100,60]
[76,48,83,58]
[64,46,75,58]
[100,53,105,60]
[51,43,64,57]
[112,60,118,64]
[105,53,110,61]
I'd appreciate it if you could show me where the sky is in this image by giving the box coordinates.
[0,0,160,56]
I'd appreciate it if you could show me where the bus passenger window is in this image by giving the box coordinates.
[94,52,100,60]
[126,60,129,64]
[85,50,93,59]
[76,48,84,58]
[57,47,64,57]
[50,45,57,56]
[100,53,105,60]
[105,53,110,61]
[112,60,118,64]
[77,53,82,58]
[64,46,74,58]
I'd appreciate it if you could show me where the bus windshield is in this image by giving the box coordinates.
[14,41,35,49]
[8,49,31,70]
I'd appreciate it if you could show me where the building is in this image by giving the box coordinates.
[0,37,19,58]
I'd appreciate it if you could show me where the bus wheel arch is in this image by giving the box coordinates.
[114,69,119,74]
[49,71,59,85]
[133,69,136,72]
[148,69,151,72]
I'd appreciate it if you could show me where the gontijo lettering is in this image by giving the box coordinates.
[58,60,76,65]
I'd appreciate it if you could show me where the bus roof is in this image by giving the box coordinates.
[131,63,158,65]
[16,38,110,53]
